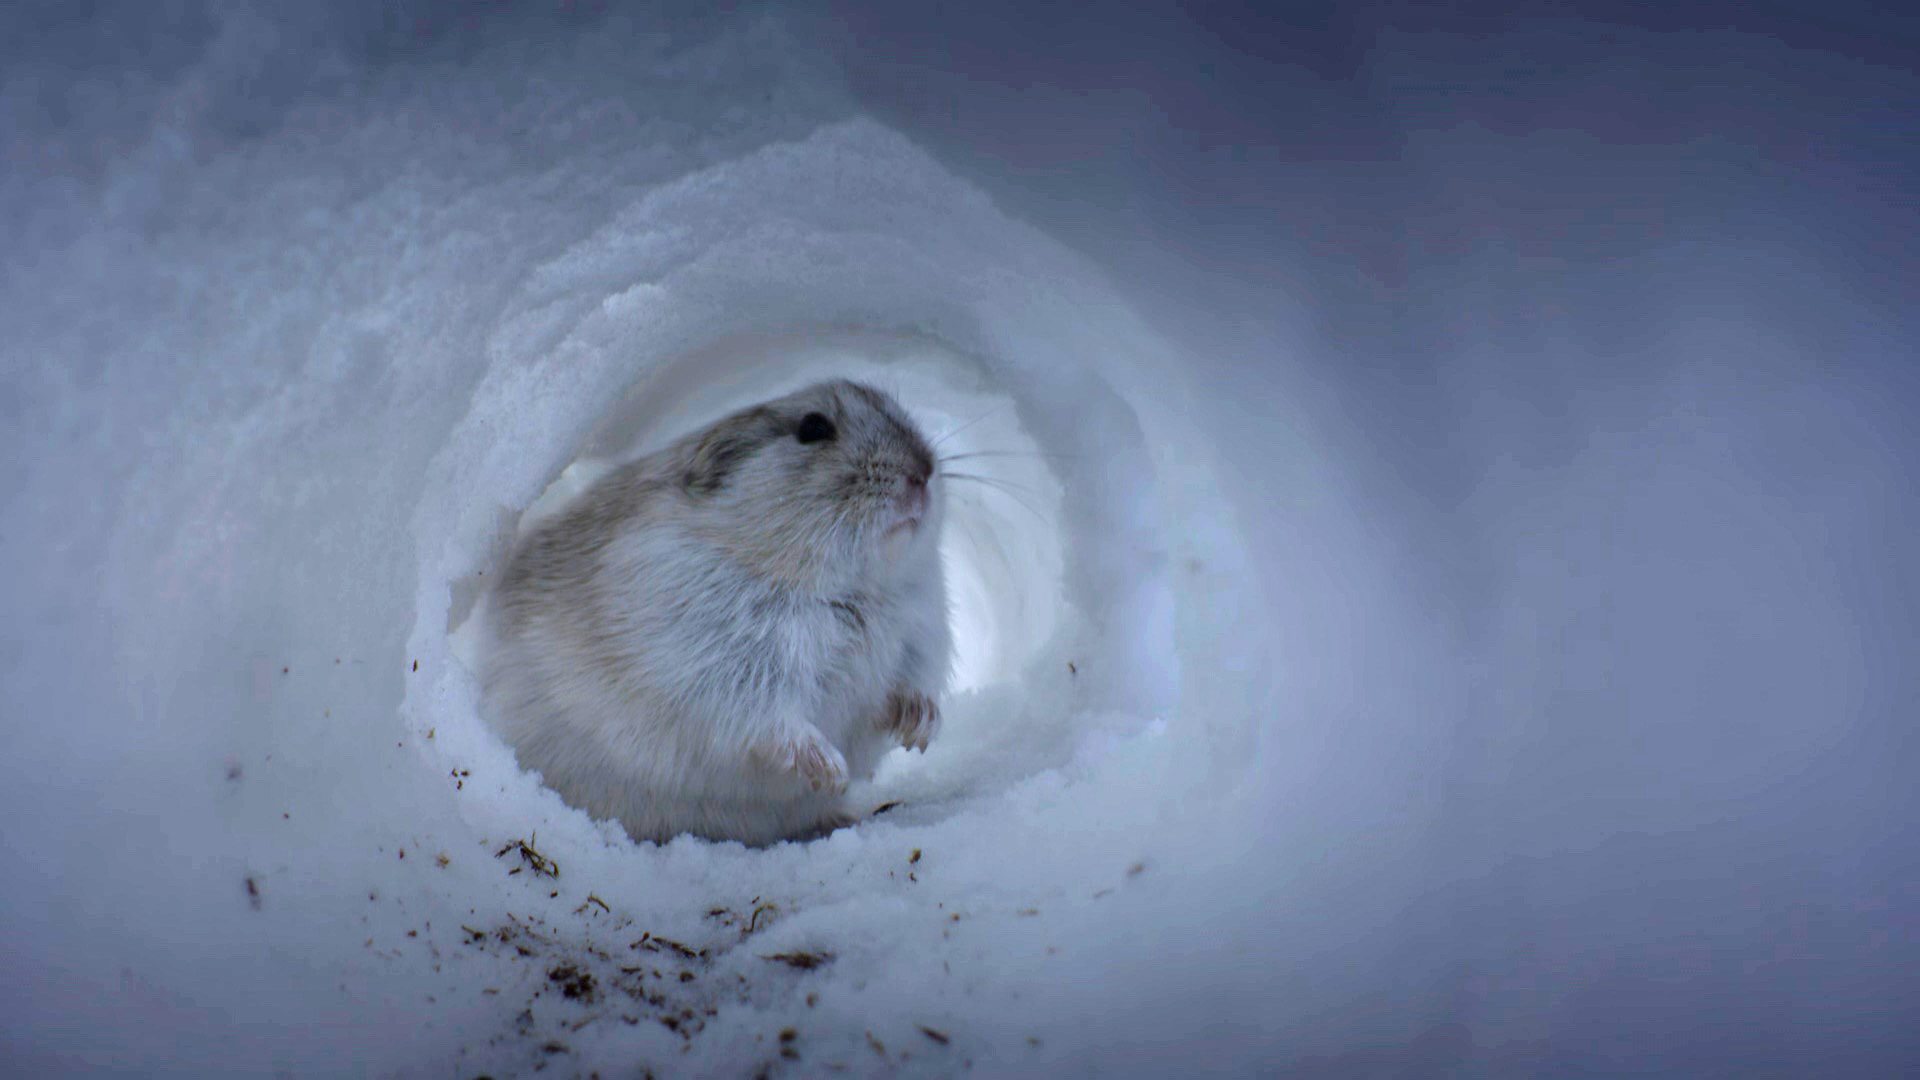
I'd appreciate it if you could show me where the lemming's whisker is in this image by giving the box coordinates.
[942,471,1052,524]
[932,404,1007,450]
[950,486,1052,530]
[941,470,1047,499]
[953,511,992,570]
[937,450,1078,465]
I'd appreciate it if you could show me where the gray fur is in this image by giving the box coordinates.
[482,379,951,845]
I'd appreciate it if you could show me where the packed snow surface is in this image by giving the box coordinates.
[2,4,1916,1075]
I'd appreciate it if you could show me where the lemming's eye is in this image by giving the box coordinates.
[796,412,836,444]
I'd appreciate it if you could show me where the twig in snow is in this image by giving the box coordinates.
[747,902,779,934]
[764,950,833,970]
[631,932,704,960]
[494,836,559,879]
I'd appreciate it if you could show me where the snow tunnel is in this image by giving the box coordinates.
[410,119,1237,836]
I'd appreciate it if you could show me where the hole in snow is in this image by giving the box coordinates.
[445,328,1112,827]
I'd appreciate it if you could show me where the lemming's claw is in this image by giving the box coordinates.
[752,726,849,794]
[879,689,940,753]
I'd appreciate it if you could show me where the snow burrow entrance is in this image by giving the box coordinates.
[443,327,1138,819]
[406,123,1202,864]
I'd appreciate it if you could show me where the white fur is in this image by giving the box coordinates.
[482,380,950,844]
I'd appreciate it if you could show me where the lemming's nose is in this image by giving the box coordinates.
[901,467,931,517]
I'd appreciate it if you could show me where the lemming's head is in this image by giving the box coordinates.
[681,379,941,590]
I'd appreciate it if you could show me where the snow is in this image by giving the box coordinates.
[3,4,1917,1076]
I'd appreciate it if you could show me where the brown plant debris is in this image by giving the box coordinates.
[764,950,833,970]
[495,836,560,879]
[547,964,597,1002]
[747,902,779,934]
[630,932,704,960]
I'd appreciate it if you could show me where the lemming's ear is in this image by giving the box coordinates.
[683,407,780,495]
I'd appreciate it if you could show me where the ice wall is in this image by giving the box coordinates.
[3,3,1916,1075]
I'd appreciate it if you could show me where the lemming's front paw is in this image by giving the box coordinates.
[811,808,863,837]
[752,726,849,795]
[879,689,940,753]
